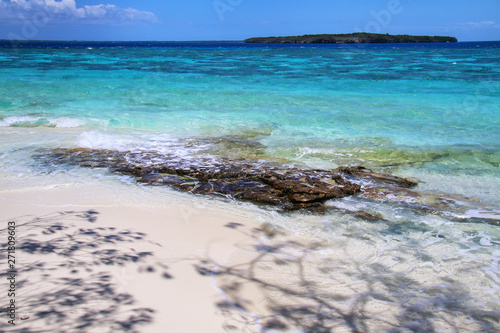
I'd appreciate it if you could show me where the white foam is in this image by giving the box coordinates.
[76,131,189,157]
[48,117,87,128]
[77,131,135,150]
[0,115,89,128]
[461,209,500,220]
[0,115,41,126]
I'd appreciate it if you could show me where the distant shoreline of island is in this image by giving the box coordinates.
[6,37,499,50]
[244,33,458,44]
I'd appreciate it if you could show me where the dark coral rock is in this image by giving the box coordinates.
[33,147,500,225]
[34,148,363,213]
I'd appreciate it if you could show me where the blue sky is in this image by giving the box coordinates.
[0,0,499,41]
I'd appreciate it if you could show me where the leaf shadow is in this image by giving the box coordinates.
[194,225,500,333]
[0,210,172,333]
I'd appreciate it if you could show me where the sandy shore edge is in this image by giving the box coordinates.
[0,186,274,332]
[2,186,498,333]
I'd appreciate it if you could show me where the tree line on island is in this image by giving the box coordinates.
[244,33,457,44]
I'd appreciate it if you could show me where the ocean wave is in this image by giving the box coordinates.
[77,131,184,152]
[76,131,271,162]
[0,115,104,128]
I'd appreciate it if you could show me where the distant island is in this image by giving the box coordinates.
[244,33,458,44]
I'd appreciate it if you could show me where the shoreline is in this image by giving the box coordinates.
[2,185,499,332]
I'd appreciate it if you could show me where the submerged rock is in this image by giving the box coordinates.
[35,148,361,212]
[34,147,500,225]
[335,166,418,188]
[185,136,267,160]
[353,210,384,221]
[359,186,500,225]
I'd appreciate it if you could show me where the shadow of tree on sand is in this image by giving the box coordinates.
[195,223,500,333]
[0,210,171,333]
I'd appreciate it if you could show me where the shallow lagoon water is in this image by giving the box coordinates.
[1,41,499,331]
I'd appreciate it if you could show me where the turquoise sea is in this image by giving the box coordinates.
[1,41,500,331]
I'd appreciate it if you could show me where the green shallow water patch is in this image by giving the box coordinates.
[261,145,500,172]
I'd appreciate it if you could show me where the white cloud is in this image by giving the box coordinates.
[0,0,158,24]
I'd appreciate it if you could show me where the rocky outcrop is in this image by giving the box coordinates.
[34,147,500,225]
[36,148,362,213]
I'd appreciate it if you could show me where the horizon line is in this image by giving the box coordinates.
[1,38,500,43]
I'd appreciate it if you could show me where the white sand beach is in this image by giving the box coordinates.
[1,184,276,332]
[2,183,498,333]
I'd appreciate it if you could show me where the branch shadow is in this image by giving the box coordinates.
[194,223,500,333]
[0,210,172,333]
